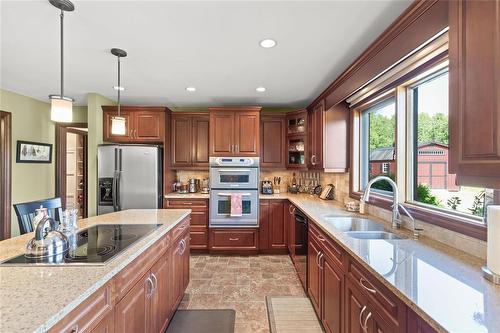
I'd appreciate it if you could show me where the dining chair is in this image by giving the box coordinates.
[13,197,63,235]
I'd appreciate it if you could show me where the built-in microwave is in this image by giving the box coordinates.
[209,157,259,189]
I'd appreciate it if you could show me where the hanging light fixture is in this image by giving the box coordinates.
[110,48,127,135]
[48,0,74,123]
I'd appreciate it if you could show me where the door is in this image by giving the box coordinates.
[135,111,164,141]
[115,273,151,333]
[151,255,171,333]
[192,115,210,167]
[322,254,343,333]
[103,111,133,142]
[345,279,369,333]
[181,232,190,291]
[90,310,114,333]
[309,100,324,169]
[261,115,286,168]
[308,238,321,315]
[259,200,270,251]
[269,200,286,249]
[210,112,234,156]
[235,112,260,156]
[287,203,296,258]
[171,237,185,310]
[449,0,500,186]
[119,146,161,210]
[171,115,192,167]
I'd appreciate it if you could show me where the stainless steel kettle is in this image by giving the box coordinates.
[25,217,69,259]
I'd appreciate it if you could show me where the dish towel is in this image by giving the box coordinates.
[230,193,243,217]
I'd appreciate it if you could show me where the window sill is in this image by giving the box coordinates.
[350,191,487,241]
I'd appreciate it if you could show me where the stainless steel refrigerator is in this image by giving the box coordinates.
[97,144,162,215]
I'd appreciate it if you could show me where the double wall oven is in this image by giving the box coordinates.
[209,157,259,227]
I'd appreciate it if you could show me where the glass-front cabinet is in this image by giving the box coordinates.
[286,110,308,168]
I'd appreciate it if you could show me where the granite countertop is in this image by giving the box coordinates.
[283,194,500,333]
[0,209,190,333]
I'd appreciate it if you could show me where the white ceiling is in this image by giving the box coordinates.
[0,0,411,108]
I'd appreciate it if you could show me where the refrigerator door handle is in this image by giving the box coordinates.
[116,148,123,210]
[111,148,118,211]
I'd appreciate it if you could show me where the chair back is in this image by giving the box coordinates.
[13,198,63,235]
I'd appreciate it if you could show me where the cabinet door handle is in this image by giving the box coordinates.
[319,253,324,270]
[359,278,377,294]
[311,154,317,165]
[134,129,138,139]
[235,144,239,152]
[359,305,367,330]
[70,325,79,333]
[317,234,326,242]
[362,312,372,332]
[315,251,321,268]
[229,237,240,241]
[151,273,158,294]
[146,276,154,297]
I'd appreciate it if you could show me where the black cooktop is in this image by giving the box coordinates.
[1,224,161,266]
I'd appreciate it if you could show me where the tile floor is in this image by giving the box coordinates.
[178,254,307,333]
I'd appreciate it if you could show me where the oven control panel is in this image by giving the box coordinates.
[209,157,259,167]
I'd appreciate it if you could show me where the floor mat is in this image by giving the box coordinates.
[165,309,236,333]
[266,296,324,333]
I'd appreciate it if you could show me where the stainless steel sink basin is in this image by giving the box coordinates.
[322,216,385,232]
[344,231,406,240]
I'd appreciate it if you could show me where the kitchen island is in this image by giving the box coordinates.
[0,209,190,333]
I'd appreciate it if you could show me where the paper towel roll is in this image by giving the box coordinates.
[487,205,500,275]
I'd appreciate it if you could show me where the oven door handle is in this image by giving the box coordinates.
[217,193,251,196]
[216,169,253,172]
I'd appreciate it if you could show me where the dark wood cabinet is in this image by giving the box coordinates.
[324,101,349,172]
[90,310,114,333]
[102,106,165,143]
[287,203,296,259]
[209,228,259,254]
[449,0,500,187]
[322,254,343,333]
[407,308,438,333]
[209,107,261,157]
[308,237,322,314]
[345,278,369,333]
[259,200,287,253]
[165,199,208,251]
[286,110,308,169]
[171,229,190,312]
[171,113,209,168]
[115,273,150,333]
[308,100,324,170]
[150,254,171,333]
[260,114,286,168]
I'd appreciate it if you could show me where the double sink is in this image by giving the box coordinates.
[322,215,406,240]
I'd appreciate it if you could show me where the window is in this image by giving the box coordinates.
[409,70,490,219]
[360,98,396,194]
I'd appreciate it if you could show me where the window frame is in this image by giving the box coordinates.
[349,57,488,241]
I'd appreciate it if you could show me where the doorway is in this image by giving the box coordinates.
[0,111,12,240]
[56,123,88,218]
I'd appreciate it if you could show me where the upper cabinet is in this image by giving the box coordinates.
[102,106,165,143]
[209,107,261,157]
[171,113,209,168]
[308,100,324,170]
[324,101,349,173]
[449,0,500,187]
[260,113,286,168]
[286,110,308,169]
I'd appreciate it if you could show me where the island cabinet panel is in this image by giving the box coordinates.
[165,199,208,251]
[308,99,325,170]
[150,254,172,333]
[48,282,114,333]
[260,114,286,168]
[90,310,114,333]
[102,106,165,143]
[171,113,210,168]
[449,0,500,187]
[171,229,190,311]
[209,107,261,157]
[115,273,151,333]
[259,200,287,253]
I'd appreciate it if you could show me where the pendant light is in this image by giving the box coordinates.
[48,0,74,123]
[110,48,127,135]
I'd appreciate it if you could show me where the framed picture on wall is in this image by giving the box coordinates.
[16,140,52,163]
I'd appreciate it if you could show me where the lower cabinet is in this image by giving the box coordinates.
[150,252,171,333]
[307,237,322,314]
[165,199,208,251]
[259,199,287,253]
[209,228,259,253]
[115,273,151,333]
[90,310,114,333]
[322,254,343,333]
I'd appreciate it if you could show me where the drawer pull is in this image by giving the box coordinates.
[70,325,79,333]
[359,306,366,329]
[151,273,158,294]
[229,237,240,241]
[317,235,326,242]
[359,278,376,294]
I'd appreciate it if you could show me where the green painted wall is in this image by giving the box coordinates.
[86,93,116,217]
[0,89,87,236]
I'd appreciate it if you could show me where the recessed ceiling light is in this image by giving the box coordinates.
[113,86,125,91]
[186,87,196,92]
[256,86,266,92]
[259,39,277,48]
